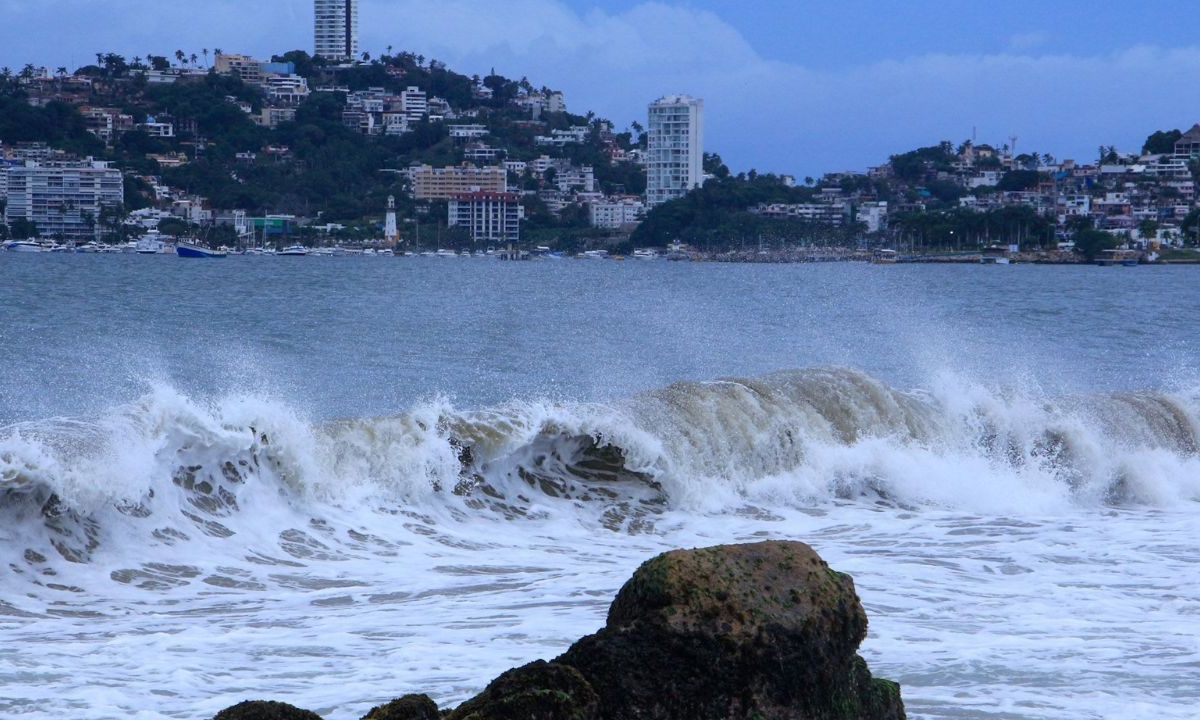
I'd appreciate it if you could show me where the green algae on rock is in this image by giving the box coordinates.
[212,699,324,720]
[212,541,905,720]
[556,541,904,720]
[361,693,441,720]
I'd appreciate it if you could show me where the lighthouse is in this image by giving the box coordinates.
[384,195,399,246]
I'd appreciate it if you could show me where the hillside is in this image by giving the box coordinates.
[0,51,645,247]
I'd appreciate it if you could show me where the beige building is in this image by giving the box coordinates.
[410,164,507,200]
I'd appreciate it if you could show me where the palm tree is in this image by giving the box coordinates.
[386,44,393,58]
[361,51,371,63]
[202,48,209,67]
[175,50,185,66]
[190,53,198,68]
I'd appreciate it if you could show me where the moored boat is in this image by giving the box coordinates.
[279,245,308,256]
[136,231,167,255]
[176,243,227,258]
[3,240,42,253]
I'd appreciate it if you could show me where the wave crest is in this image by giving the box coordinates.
[3,369,1199,567]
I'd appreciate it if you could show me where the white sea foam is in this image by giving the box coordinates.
[1,368,1198,719]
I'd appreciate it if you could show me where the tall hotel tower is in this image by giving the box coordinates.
[314,0,359,62]
[646,95,704,207]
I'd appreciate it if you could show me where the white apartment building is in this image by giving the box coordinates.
[856,201,888,233]
[753,202,848,225]
[314,0,359,62]
[556,165,595,193]
[448,191,524,245]
[4,159,123,241]
[448,124,488,139]
[646,95,704,207]
[590,198,645,229]
[265,75,311,105]
[401,87,428,122]
[138,118,175,138]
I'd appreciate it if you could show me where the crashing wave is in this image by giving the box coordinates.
[2,368,1199,568]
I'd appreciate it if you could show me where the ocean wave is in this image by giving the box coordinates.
[2,368,1199,566]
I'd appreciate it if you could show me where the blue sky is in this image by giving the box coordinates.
[2,1,1199,176]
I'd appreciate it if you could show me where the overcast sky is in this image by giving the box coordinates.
[3,0,1199,176]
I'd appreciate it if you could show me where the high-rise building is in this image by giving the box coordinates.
[448,191,523,246]
[646,95,704,207]
[4,159,123,241]
[314,0,359,62]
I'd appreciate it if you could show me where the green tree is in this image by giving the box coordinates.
[996,170,1043,191]
[9,218,40,239]
[1073,229,1118,261]
[1142,129,1181,155]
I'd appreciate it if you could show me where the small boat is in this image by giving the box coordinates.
[435,249,459,258]
[75,242,103,253]
[871,249,899,264]
[633,249,660,260]
[980,245,1012,265]
[279,245,309,256]
[3,240,42,252]
[176,242,227,258]
[136,231,166,254]
[1096,249,1139,267]
[377,248,394,256]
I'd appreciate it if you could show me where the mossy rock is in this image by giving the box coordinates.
[447,661,598,720]
[361,694,441,720]
[606,540,867,656]
[555,541,904,720]
[212,700,323,720]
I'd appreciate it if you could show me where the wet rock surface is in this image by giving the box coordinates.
[211,541,904,720]
[212,700,324,720]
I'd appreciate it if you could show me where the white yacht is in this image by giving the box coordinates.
[136,231,167,254]
[3,240,42,252]
[279,245,309,256]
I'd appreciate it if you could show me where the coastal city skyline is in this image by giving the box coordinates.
[3,1,1200,176]
[3,5,1199,720]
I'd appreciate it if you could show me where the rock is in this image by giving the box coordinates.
[361,694,441,720]
[211,542,904,720]
[447,661,598,720]
[555,541,905,720]
[212,700,324,720]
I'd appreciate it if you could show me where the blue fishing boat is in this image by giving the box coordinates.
[176,243,227,259]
